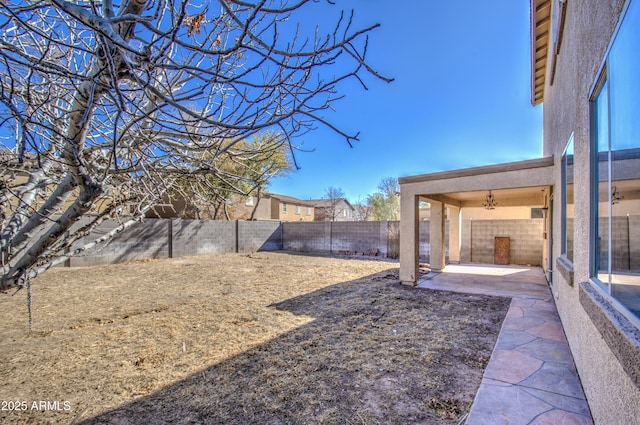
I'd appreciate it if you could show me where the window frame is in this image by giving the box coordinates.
[561,132,574,262]
[588,0,640,329]
[589,71,608,285]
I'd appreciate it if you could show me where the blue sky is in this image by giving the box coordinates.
[268,0,543,203]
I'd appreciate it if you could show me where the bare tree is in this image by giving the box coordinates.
[0,0,390,291]
[353,198,373,221]
[318,186,345,221]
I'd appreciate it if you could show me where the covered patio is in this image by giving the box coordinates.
[399,157,555,285]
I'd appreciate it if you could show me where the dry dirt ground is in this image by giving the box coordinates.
[0,252,510,425]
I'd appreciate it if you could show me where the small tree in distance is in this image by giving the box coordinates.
[368,177,400,220]
[167,132,292,220]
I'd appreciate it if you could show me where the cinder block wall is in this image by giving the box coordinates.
[418,221,449,263]
[509,220,544,266]
[630,215,640,272]
[63,218,544,267]
[238,221,282,252]
[282,222,331,252]
[597,215,639,272]
[69,218,170,267]
[172,219,236,258]
[330,221,389,255]
[68,219,284,266]
[62,219,436,266]
[282,221,426,258]
[461,219,544,266]
[419,221,430,261]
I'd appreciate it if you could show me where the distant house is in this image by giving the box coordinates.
[310,198,355,221]
[238,193,314,222]
[146,192,314,221]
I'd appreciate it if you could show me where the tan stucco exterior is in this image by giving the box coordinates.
[271,196,315,221]
[461,206,540,220]
[310,198,356,221]
[539,0,640,422]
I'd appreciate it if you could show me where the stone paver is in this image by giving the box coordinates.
[418,264,593,425]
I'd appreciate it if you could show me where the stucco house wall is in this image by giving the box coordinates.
[542,0,640,422]
[275,199,314,221]
[461,206,539,220]
[311,198,355,221]
[248,194,314,222]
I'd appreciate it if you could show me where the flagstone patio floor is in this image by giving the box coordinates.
[418,263,593,425]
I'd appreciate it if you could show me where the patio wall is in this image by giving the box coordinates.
[461,219,545,266]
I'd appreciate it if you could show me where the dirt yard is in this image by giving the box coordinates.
[0,252,510,424]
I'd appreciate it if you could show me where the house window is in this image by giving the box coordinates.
[590,0,640,322]
[306,207,311,215]
[561,134,574,262]
[245,197,255,206]
[296,205,301,214]
[282,202,287,213]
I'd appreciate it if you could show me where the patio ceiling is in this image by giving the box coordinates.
[419,186,549,208]
[531,0,551,105]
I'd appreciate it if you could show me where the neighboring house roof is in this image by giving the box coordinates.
[308,198,354,209]
[263,192,315,207]
[530,0,552,105]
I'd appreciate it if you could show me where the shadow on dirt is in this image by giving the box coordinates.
[81,270,510,425]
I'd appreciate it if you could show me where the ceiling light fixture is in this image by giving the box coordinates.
[483,190,497,210]
[612,185,624,205]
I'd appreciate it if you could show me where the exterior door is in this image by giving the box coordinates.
[494,237,510,265]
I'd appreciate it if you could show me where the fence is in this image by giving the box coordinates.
[67,219,419,267]
[67,219,282,267]
[65,217,546,267]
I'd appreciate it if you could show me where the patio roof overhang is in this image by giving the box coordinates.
[530,0,551,105]
[399,156,554,207]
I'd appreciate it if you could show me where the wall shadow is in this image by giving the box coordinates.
[111,219,171,264]
[254,222,283,252]
[80,270,510,424]
[69,219,171,267]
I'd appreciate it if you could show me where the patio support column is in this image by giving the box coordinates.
[430,200,446,272]
[400,190,419,285]
[448,205,461,264]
